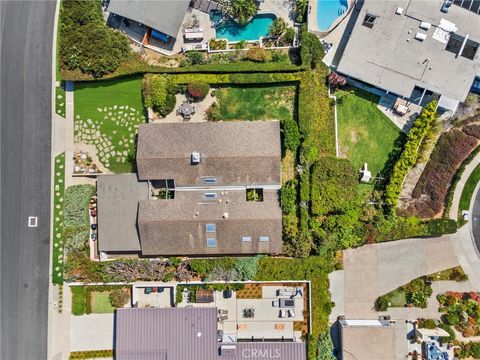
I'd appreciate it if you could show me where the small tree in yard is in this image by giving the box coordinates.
[109,288,130,308]
[187,81,210,100]
[143,74,176,116]
[327,72,347,88]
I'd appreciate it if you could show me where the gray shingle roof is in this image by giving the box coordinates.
[97,174,148,252]
[137,190,282,255]
[136,121,282,186]
[115,307,218,360]
[107,0,190,38]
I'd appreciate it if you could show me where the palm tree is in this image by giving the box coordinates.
[229,0,257,25]
[269,17,288,37]
[296,0,309,22]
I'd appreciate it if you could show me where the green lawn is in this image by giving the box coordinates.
[91,292,116,313]
[74,77,147,173]
[52,152,65,284]
[215,85,296,122]
[55,85,66,118]
[336,87,403,180]
[458,162,480,220]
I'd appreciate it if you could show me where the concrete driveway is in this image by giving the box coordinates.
[70,313,115,351]
[330,235,461,319]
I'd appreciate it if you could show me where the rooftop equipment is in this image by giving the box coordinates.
[415,32,427,41]
[419,22,431,30]
[191,151,200,164]
[395,7,404,15]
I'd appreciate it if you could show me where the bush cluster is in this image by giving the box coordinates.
[410,128,478,218]
[281,118,301,152]
[384,101,438,209]
[69,350,113,359]
[143,74,176,116]
[60,0,131,77]
[300,27,324,69]
[209,38,228,50]
[245,47,272,62]
[310,156,358,216]
[187,81,210,99]
[188,256,262,281]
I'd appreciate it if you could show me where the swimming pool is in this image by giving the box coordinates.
[316,0,348,32]
[215,13,276,42]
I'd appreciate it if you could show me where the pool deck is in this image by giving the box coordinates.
[307,0,353,36]
[258,0,295,28]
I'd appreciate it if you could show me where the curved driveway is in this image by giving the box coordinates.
[1,1,55,359]
[471,188,480,253]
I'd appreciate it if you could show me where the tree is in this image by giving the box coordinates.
[316,330,336,360]
[229,0,257,25]
[300,27,324,68]
[109,288,130,308]
[296,0,309,22]
[269,17,288,37]
[143,74,176,116]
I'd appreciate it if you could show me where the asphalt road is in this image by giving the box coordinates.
[1,1,55,359]
[472,188,480,254]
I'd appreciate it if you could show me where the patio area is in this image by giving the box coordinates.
[155,90,216,123]
[132,285,175,308]
[377,95,423,132]
[176,283,307,342]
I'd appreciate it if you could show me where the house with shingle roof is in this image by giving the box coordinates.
[97,121,282,259]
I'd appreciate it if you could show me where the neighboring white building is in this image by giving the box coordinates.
[334,0,480,112]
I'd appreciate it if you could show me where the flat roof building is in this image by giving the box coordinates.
[97,121,282,258]
[339,319,396,360]
[336,0,480,111]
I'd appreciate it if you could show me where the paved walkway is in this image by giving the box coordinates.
[449,152,480,220]
[70,313,115,351]
[329,234,477,320]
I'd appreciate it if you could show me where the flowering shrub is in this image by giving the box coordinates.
[327,72,347,88]
[187,81,210,100]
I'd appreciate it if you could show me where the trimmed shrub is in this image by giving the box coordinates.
[310,157,358,216]
[187,81,210,99]
[209,38,227,50]
[282,179,298,214]
[143,74,176,116]
[384,101,438,209]
[282,118,301,152]
[300,27,324,68]
[182,51,205,66]
[245,47,272,62]
[109,288,130,308]
[376,295,390,311]
[71,286,86,315]
[410,128,478,218]
[418,318,437,329]
[205,102,221,121]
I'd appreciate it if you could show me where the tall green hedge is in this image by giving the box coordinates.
[384,101,438,208]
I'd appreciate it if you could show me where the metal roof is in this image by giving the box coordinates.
[108,0,190,38]
[115,307,218,360]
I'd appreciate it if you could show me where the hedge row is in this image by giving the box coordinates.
[384,101,438,209]
[62,53,306,81]
[69,350,113,359]
[171,71,302,85]
[410,128,479,218]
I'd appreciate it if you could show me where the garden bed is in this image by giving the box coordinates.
[55,85,66,118]
[71,285,131,316]
[52,152,66,284]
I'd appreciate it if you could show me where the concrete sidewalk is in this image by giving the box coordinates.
[449,152,480,220]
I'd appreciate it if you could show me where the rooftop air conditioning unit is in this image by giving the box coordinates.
[420,22,431,30]
[395,7,404,15]
[191,152,200,164]
[415,32,427,41]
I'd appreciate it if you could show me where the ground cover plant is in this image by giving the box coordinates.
[60,0,130,77]
[336,87,403,180]
[63,185,95,259]
[56,85,66,118]
[52,153,66,284]
[458,161,480,221]
[410,125,480,218]
[74,77,147,173]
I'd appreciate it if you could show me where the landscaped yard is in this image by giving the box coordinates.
[74,77,147,173]
[52,152,65,284]
[56,85,66,118]
[458,161,480,220]
[215,85,296,122]
[336,87,403,180]
[91,292,116,313]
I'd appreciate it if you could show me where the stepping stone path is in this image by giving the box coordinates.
[74,105,145,171]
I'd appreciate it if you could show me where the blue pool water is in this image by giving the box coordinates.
[317,0,348,32]
[215,13,276,41]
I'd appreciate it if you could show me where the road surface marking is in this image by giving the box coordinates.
[28,216,38,227]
